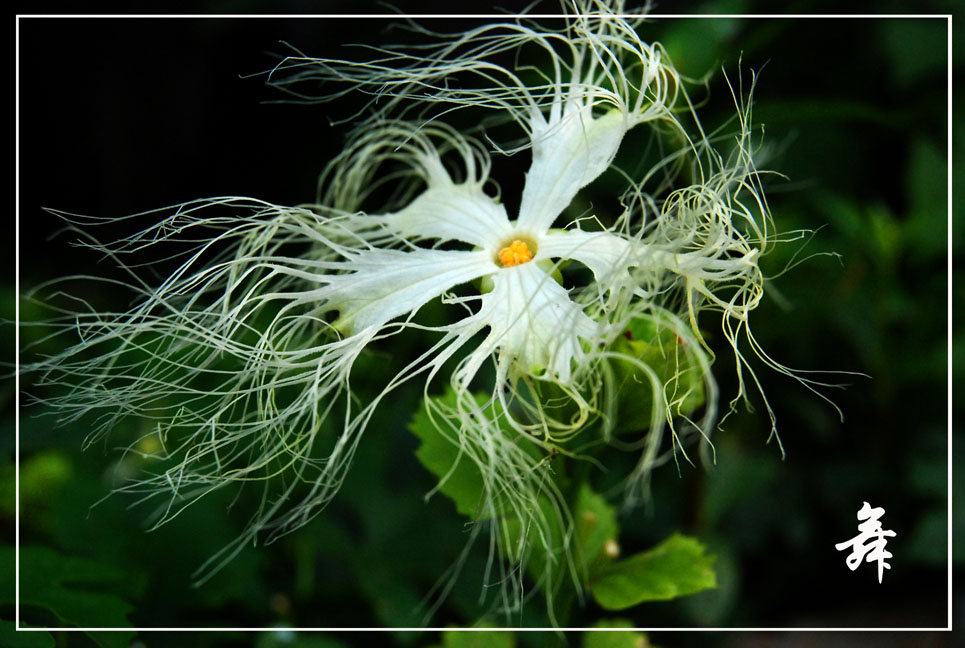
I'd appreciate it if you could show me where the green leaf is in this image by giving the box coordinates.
[8,546,136,648]
[8,453,72,524]
[678,539,739,627]
[356,567,425,628]
[82,632,137,648]
[18,452,72,501]
[904,138,948,261]
[573,484,620,579]
[499,484,618,590]
[0,621,55,648]
[659,14,741,78]
[441,629,515,648]
[0,545,11,601]
[255,631,350,648]
[584,619,651,648]
[409,390,488,518]
[590,534,716,610]
[611,317,705,434]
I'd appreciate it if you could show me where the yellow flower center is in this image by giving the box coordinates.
[497,239,534,267]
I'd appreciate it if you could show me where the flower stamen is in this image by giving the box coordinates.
[498,239,534,267]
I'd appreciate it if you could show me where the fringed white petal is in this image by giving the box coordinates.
[459,262,597,385]
[537,229,635,284]
[321,247,496,333]
[381,182,513,249]
[516,107,628,235]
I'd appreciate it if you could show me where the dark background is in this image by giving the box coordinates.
[9,0,959,646]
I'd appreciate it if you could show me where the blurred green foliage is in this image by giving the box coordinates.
[590,536,716,611]
[7,2,956,646]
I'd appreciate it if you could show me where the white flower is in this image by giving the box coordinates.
[26,1,793,615]
[326,114,637,385]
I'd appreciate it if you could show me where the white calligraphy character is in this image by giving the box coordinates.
[835,501,896,583]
